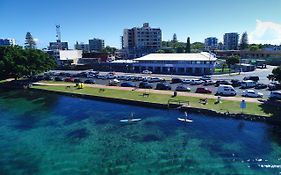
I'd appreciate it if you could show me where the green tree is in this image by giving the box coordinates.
[226,55,240,68]
[240,32,249,50]
[191,42,204,52]
[0,46,55,79]
[25,32,36,49]
[270,66,281,83]
[249,44,260,51]
[185,37,191,53]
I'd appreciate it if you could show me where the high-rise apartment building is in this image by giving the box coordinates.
[0,38,16,46]
[223,33,239,50]
[122,23,162,59]
[204,37,218,51]
[89,38,104,52]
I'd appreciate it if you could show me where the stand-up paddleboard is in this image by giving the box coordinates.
[120,113,141,123]
[178,112,193,123]
[120,118,142,123]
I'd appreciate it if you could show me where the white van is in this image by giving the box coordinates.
[241,80,256,88]
[216,85,236,96]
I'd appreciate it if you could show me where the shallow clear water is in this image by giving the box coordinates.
[0,90,281,175]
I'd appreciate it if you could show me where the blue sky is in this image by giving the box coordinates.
[1,0,281,48]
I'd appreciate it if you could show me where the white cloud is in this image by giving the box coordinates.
[34,38,39,44]
[249,20,281,45]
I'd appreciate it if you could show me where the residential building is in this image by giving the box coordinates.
[204,37,218,51]
[89,38,104,52]
[48,41,68,50]
[122,23,162,59]
[75,42,90,53]
[223,33,239,50]
[133,52,217,75]
[0,38,16,46]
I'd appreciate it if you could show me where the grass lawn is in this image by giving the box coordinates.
[215,68,231,73]
[32,84,275,117]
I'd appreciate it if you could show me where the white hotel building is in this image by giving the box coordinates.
[133,52,217,75]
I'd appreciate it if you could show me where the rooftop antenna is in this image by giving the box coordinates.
[56,25,62,50]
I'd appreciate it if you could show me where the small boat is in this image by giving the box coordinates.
[120,113,141,123]
[178,112,193,123]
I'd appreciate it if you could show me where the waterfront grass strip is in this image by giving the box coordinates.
[32,84,276,117]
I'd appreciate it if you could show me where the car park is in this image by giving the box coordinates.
[120,82,136,87]
[139,82,153,89]
[242,89,263,98]
[195,87,212,94]
[171,77,183,84]
[269,91,281,100]
[216,85,236,96]
[255,83,267,89]
[84,79,95,84]
[142,70,152,74]
[241,80,256,88]
[155,83,171,90]
[175,85,191,92]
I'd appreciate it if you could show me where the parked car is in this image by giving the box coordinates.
[54,77,64,81]
[182,79,191,84]
[269,91,281,100]
[255,83,267,89]
[43,76,54,81]
[139,82,153,89]
[84,79,95,84]
[243,76,259,82]
[216,85,236,96]
[148,77,164,83]
[242,89,263,98]
[215,80,231,87]
[241,80,256,89]
[195,87,212,94]
[64,77,74,82]
[74,78,82,83]
[190,79,204,85]
[175,85,191,92]
[268,82,281,91]
[155,83,171,90]
[231,79,241,87]
[142,70,152,74]
[120,82,136,87]
[171,77,183,84]
[108,79,120,86]
[200,75,211,81]
[203,80,216,86]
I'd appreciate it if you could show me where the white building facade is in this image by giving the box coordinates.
[133,52,217,75]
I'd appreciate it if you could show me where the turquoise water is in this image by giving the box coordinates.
[0,90,281,175]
